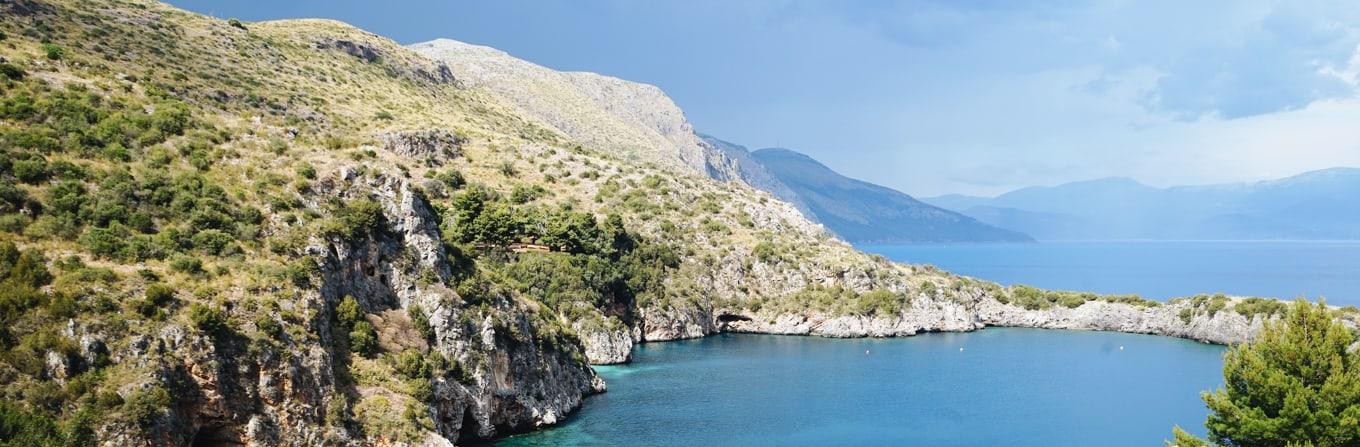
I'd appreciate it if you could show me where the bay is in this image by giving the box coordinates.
[495,330,1225,446]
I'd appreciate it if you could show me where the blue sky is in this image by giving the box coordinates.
[169,0,1360,196]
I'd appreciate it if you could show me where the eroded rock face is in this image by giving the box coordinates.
[379,130,463,165]
[574,324,633,364]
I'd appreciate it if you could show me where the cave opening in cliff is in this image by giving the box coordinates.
[190,423,241,447]
[716,313,753,323]
[455,410,483,444]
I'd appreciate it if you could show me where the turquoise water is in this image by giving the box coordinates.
[495,330,1226,446]
[862,241,1360,304]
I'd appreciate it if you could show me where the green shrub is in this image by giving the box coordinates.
[41,44,64,61]
[1233,297,1288,320]
[393,350,430,380]
[227,18,247,30]
[122,386,171,427]
[145,283,175,306]
[284,257,317,287]
[752,242,777,263]
[509,184,544,204]
[191,229,235,255]
[188,303,230,335]
[435,169,464,189]
[12,158,48,183]
[168,255,204,275]
[320,200,384,240]
[5,248,52,288]
[409,305,434,342]
[296,163,316,179]
[349,321,378,357]
[255,316,282,339]
[335,295,364,328]
[0,401,64,446]
[0,63,23,81]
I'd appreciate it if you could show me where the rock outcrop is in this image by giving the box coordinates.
[974,297,1263,344]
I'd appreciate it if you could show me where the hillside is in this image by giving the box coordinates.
[749,148,1033,243]
[0,0,994,444]
[923,169,1360,240]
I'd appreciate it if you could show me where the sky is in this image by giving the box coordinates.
[168,0,1360,197]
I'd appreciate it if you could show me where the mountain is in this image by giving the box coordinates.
[922,168,1360,240]
[749,148,1033,243]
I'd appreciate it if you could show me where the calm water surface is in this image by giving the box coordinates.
[496,330,1225,447]
[862,240,1360,304]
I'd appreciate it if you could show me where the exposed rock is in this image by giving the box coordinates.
[45,351,72,383]
[379,129,462,165]
[975,297,1262,344]
[575,324,633,364]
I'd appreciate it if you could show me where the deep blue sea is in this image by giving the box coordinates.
[496,330,1225,446]
[496,241,1359,445]
[863,241,1360,304]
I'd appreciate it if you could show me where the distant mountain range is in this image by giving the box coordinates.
[922,168,1360,240]
[699,136,1032,243]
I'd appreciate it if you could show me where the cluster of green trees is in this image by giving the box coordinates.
[1171,299,1360,447]
[443,185,633,255]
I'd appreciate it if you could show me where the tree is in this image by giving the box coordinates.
[1170,299,1360,447]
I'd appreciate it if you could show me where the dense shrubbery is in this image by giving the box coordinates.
[999,285,1157,310]
[748,285,905,317]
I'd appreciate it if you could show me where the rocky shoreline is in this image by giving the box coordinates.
[578,293,1277,365]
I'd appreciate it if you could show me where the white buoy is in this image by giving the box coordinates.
[959,347,964,352]
[1119,346,1124,351]
[865,349,870,355]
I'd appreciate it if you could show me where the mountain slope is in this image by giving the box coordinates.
[751,148,1033,243]
[409,39,747,183]
[923,168,1360,240]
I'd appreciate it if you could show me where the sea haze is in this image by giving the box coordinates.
[861,241,1360,304]
[495,330,1226,447]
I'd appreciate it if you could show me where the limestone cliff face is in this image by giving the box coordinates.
[308,169,604,442]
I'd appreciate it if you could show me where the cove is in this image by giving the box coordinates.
[494,329,1226,446]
